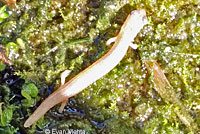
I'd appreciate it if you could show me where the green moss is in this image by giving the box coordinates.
[22,83,38,98]
[0,5,10,23]
[0,126,18,134]
[5,42,19,59]
[16,38,25,49]
[0,105,15,127]
[0,62,6,72]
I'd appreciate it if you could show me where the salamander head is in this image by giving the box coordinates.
[120,9,147,41]
[131,9,147,23]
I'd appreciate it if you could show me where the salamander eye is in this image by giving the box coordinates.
[131,10,141,16]
[131,10,137,15]
[142,16,148,25]
[131,9,146,15]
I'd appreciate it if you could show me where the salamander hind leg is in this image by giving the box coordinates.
[24,70,71,127]
[129,43,138,50]
[58,70,71,113]
[59,98,68,113]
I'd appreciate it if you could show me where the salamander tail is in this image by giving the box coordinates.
[24,91,67,128]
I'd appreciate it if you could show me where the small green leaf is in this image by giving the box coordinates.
[0,12,9,19]
[0,106,14,126]
[22,83,38,98]
[21,90,31,100]
[0,6,7,16]
[36,116,48,129]
[16,38,25,49]
[0,5,10,23]
[6,42,19,58]
[0,18,3,23]
[0,62,6,72]
[21,98,35,107]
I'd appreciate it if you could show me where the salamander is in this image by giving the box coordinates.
[24,9,147,128]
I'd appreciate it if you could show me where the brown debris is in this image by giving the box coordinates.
[2,0,16,8]
[144,60,198,132]
[0,45,12,65]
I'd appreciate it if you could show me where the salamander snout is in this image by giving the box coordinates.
[131,9,147,25]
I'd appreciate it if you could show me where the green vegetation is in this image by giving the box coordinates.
[0,84,19,134]
[21,82,39,108]
[21,83,38,99]
[0,61,6,71]
[0,5,10,23]
[0,104,15,126]
[0,0,199,133]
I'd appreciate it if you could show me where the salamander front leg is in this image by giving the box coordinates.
[129,43,138,49]
[106,37,117,46]
[58,70,71,113]
[106,37,138,50]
